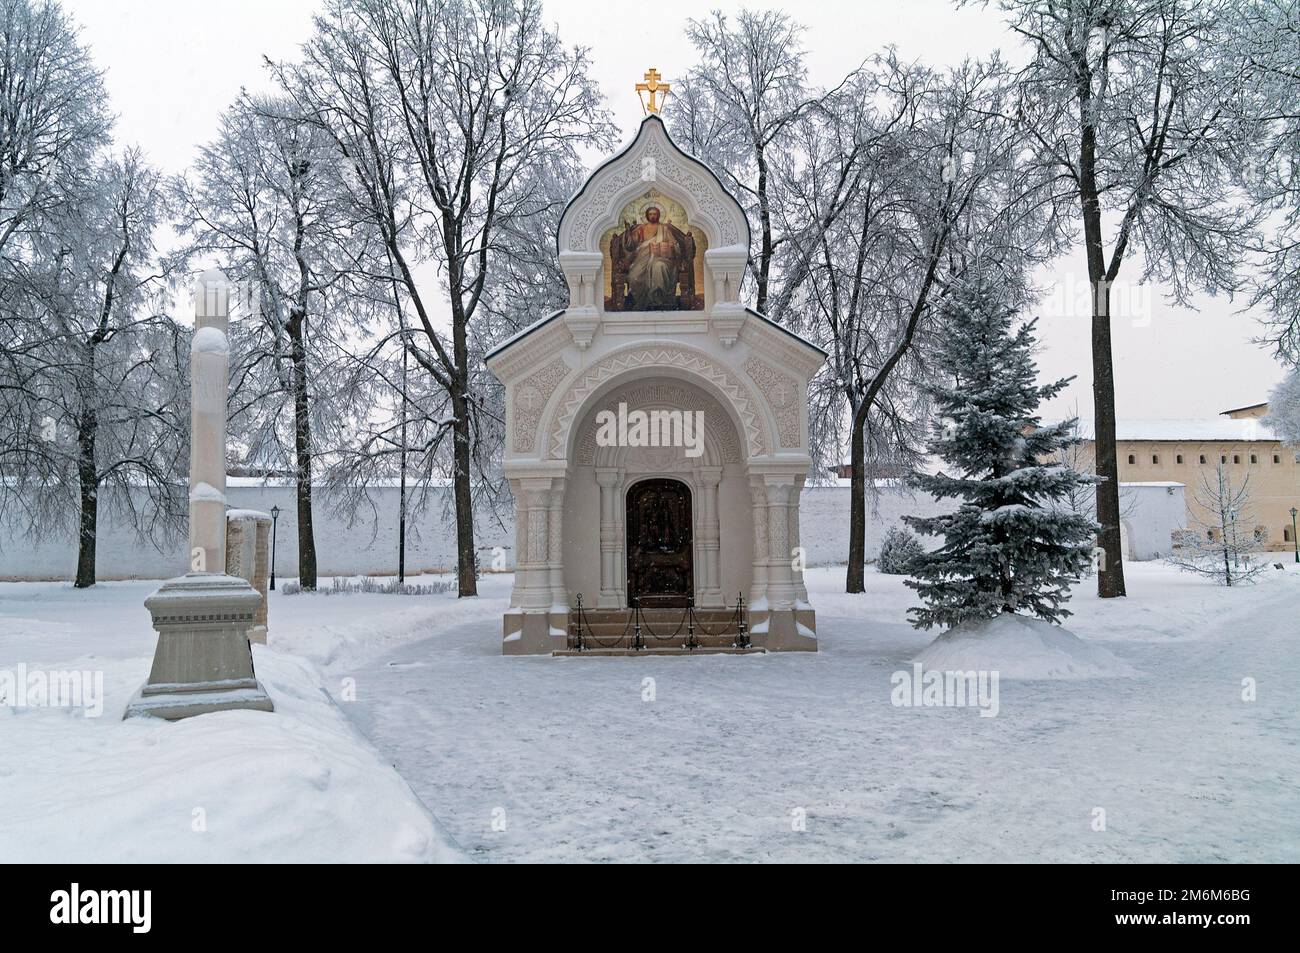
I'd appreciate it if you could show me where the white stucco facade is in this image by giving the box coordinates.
[486,116,826,654]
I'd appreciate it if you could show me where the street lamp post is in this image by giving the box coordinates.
[1291,507,1298,564]
[270,505,281,590]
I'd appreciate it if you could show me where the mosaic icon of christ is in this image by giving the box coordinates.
[620,206,692,310]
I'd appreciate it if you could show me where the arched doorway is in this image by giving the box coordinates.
[626,478,693,607]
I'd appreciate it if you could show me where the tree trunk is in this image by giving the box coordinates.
[1078,111,1127,599]
[74,409,98,588]
[1091,295,1127,597]
[755,146,772,315]
[451,385,477,597]
[846,398,866,593]
[288,314,318,590]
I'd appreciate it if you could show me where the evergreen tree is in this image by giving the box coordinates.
[878,526,925,575]
[904,278,1097,629]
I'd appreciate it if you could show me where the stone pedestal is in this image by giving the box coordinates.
[124,573,274,719]
[127,269,275,719]
[226,509,271,643]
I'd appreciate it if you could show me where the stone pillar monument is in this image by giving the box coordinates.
[125,270,274,719]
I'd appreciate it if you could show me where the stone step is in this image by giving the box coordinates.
[567,605,751,652]
[570,617,746,633]
[573,617,741,630]
[554,646,766,657]
[571,635,747,649]
[575,609,742,622]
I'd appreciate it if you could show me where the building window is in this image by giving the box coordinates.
[1199,454,1207,464]
[1221,455,1228,464]
[1175,454,1183,464]
[1152,454,1160,464]
[1233,454,1241,464]
[1127,454,1136,465]
[1275,454,1282,464]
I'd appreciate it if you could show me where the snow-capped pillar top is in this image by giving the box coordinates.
[193,268,232,334]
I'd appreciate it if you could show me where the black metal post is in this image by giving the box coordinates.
[572,593,585,652]
[269,504,280,590]
[686,593,698,650]
[735,591,750,649]
[1292,507,1298,564]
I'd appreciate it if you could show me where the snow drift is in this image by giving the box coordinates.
[916,613,1137,679]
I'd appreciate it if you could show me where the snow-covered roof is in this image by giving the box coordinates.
[482,309,567,362]
[1071,418,1280,442]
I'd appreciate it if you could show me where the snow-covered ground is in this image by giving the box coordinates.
[2,562,1297,862]
[0,577,469,863]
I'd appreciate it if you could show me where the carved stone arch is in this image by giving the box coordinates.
[547,345,772,461]
[558,116,749,255]
[575,378,742,467]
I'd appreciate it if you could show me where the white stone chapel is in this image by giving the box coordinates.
[487,94,825,655]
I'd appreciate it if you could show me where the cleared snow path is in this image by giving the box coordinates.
[338,564,1300,862]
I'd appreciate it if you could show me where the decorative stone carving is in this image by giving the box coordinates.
[745,357,801,448]
[574,380,742,465]
[492,318,571,381]
[512,356,571,453]
[561,117,747,255]
[549,345,768,459]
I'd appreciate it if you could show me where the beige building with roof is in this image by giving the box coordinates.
[1077,403,1300,552]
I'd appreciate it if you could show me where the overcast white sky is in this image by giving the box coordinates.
[64,0,1287,421]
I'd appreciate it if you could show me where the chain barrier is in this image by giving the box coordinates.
[568,592,750,651]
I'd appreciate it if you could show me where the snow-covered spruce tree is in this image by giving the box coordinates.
[903,279,1097,629]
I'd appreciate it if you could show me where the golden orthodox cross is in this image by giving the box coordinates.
[636,68,671,115]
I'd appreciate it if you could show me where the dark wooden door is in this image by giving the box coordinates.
[626,479,693,607]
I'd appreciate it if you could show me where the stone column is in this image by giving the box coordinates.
[520,478,553,611]
[749,478,769,607]
[126,270,273,720]
[765,479,796,609]
[509,478,526,607]
[790,475,809,604]
[596,468,621,607]
[503,473,568,655]
[547,478,566,609]
[697,466,724,606]
[189,280,230,575]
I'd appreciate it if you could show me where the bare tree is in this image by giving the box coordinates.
[3,150,185,587]
[788,53,1047,592]
[672,8,820,315]
[275,0,614,597]
[1168,464,1266,585]
[171,93,372,590]
[1234,0,1300,359]
[1264,367,1300,445]
[0,0,110,262]
[987,0,1262,598]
